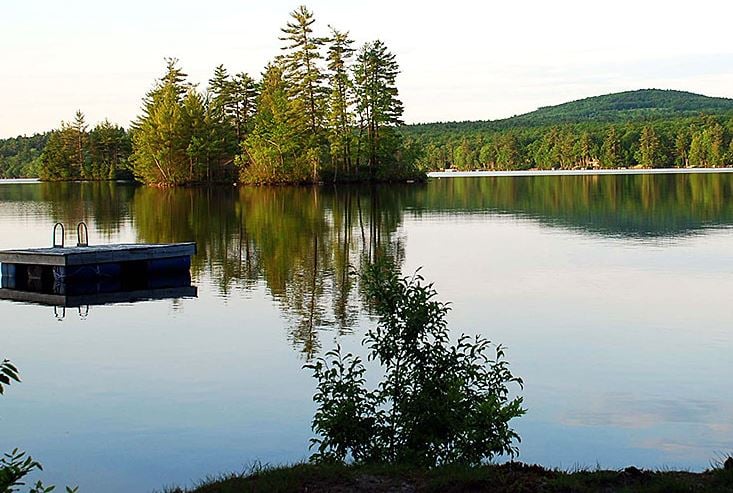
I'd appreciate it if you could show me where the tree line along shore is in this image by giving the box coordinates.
[4,15,733,184]
[0,6,420,187]
[6,94,733,184]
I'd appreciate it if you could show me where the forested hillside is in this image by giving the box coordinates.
[6,85,733,179]
[0,133,49,178]
[403,89,733,171]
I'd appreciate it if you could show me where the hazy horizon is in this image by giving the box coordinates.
[3,0,733,137]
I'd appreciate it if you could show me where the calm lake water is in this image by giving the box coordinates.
[1,175,732,491]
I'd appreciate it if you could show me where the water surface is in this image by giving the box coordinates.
[1,175,732,491]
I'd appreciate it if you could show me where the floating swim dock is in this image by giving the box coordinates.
[0,222,196,294]
[0,242,197,285]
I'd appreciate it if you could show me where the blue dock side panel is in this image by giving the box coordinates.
[55,263,123,281]
[148,256,191,274]
[1,263,16,278]
[1,264,17,289]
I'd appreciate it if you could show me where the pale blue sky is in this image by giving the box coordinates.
[2,0,733,137]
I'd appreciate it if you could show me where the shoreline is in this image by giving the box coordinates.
[179,461,733,492]
[0,178,41,184]
[428,167,733,178]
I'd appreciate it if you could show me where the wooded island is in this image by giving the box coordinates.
[1,6,419,186]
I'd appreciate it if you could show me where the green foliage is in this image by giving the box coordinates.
[352,40,406,177]
[326,27,355,179]
[88,120,132,180]
[403,89,733,171]
[406,111,733,171]
[237,6,421,184]
[38,111,131,181]
[240,63,313,184]
[7,6,423,185]
[0,134,48,178]
[0,448,44,492]
[0,360,20,394]
[306,260,524,467]
[635,125,664,168]
[130,58,241,186]
[39,125,79,181]
[280,5,327,140]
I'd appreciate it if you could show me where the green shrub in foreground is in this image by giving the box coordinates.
[306,260,525,467]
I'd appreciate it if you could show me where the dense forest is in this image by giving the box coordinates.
[0,6,420,186]
[6,51,733,180]
[0,133,49,178]
[404,90,733,171]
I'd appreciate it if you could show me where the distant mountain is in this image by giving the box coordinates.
[505,89,733,125]
[405,89,733,133]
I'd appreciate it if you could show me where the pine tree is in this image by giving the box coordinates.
[674,129,690,167]
[208,64,235,124]
[240,63,310,184]
[131,59,193,185]
[636,125,662,168]
[705,121,724,166]
[39,127,76,180]
[38,112,90,180]
[88,120,132,179]
[556,131,575,169]
[495,133,521,169]
[181,89,208,181]
[326,27,355,178]
[600,127,622,168]
[232,72,259,142]
[576,131,593,167]
[353,40,404,175]
[280,5,327,139]
[70,110,88,177]
[688,132,705,167]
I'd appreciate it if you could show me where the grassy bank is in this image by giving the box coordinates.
[167,461,733,493]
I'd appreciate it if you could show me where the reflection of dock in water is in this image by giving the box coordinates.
[0,270,197,307]
[0,283,198,308]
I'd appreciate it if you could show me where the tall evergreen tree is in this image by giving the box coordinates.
[39,126,77,181]
[326,27,355,178]
[88,120,132,179]
[636,125,663,168]
[71,110,88,177]
[280,5,327,139]
[674,129,690,167]
[688,132,705,167]
[600,127,622,168]
[131,59,194,185]
[353,40,404,175]
[208,64,236,126]
[240,63,311,184]
[576,131,594,167]
[704,121,725,166]
[232,72,259,142]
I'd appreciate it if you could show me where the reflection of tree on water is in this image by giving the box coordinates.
[237,186,405,358]
[132,185,406,358]
[419,174,733,238]
[0,181,135,238]
[9,173,733,355]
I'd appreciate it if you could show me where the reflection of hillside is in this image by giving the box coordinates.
[416,175,733,237]
[132,185,406,358]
